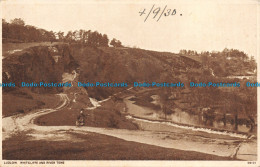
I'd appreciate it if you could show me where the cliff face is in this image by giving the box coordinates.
[3,44,78,93]
[2,44,94,116]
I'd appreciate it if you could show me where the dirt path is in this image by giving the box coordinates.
[2,93,69,141]
[2,42,63,59]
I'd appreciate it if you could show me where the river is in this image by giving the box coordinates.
[123,95,257,160]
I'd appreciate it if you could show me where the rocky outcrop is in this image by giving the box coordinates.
[3,44,78,93]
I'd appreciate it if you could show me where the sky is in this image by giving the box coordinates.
[1,0,259,57]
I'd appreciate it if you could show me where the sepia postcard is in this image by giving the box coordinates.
[0,0,259,166]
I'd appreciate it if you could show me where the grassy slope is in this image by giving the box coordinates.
[36,96,138,130]
[69,45,201,100]
[2,132,233,160]
[2,89,61,117]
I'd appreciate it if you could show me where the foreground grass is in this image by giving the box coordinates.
[3,132,233,160]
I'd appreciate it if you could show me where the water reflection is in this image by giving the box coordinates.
[149,95,254,133]
[164,111,252,133]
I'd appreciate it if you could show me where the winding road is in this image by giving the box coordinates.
[2,93,70,141]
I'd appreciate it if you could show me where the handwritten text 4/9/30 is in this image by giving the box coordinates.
[139,5,182,22]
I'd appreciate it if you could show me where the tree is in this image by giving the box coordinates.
[72,30,78,41]
[25,25,39,42]
[179,49,187,55]
[47,31,56,43]
[226,93,243,131]
[83,30,91,44]
[57,31,64,42]
[2,19,9,40]
[2,19,7,24]
[100,34,109,47]
[10,18,25,26]
[110,38,122,47]
[87,31,99,47]
[159,89,175,120]
[244,95,257,132]
[2,18,121,46]
[65,31,73,43]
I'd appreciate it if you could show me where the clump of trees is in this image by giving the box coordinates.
[159,89,175,120]
[3,18,56,43]
[179,49,198,56]
[179,48,250,61]
[64,30,110,47]
[2,18,123,47]
[110,38,122,47]
[179,48,256,77]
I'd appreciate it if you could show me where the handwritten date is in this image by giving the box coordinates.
[139,5,182,22]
